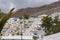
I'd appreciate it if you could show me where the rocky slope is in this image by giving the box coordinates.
[8,1,60,18]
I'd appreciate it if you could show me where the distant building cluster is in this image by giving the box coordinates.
[1,15,47,36]
[1,13,60,40]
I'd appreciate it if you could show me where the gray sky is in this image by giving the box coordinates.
[0,0,59,13]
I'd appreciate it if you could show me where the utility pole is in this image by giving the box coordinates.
[21,16,24,40]
[20,20,23,40]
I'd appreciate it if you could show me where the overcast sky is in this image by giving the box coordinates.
[0,0,59,13]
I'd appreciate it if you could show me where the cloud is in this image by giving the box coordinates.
[9,3,15,9]
[0,0,59,13]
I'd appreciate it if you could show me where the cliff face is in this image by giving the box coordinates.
[10,1,60,18]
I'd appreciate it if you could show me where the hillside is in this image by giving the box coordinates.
[10,1,60,18]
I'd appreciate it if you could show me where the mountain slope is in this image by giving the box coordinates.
[11,1,60,18]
